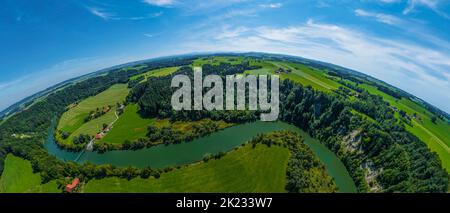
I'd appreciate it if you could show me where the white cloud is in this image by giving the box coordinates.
[378,0,401,3]
[259,3,282,8]
[86,7,163,20]
[87,7,114,20]
[403,0,449,19]
[182,20,450,112]
[354,9,403,25]
[214,25,249,40]
[143,0,176,7]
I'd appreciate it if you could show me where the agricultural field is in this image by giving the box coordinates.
[246,60,342,92]
[0,154,59,193]
[83,143,290,192]
[129,66,180,82]
[271,62,342,92]
[100,103,233,144]
[192,56,245,66]
[99,104,155,144]
[56,84,130,144]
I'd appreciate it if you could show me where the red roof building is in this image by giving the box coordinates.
[95,133,103,140]
[65,178,80,193]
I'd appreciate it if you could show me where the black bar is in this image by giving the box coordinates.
[0,193,448,211]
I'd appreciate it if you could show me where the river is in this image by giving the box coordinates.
[45,120,357,192]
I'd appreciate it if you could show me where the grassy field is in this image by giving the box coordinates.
[100,104,155,144]
[129,66,180,82]
[359,83,450,172]
[57,84,130,144]
[99,103,233,144]
[0,154,59,193]
[246,60,342,92]
[83,144,290,192]
[192,56,245,66]
[271,62,341,92]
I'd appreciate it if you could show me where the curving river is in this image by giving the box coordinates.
[45,120,357,192]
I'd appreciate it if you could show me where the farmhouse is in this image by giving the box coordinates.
[65,178,80,193]
[95,133,103,140]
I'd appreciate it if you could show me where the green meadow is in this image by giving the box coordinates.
[99,103,232,145]
[246,60,342,92]
[192,56,245,66]
[56,84,129,144]
[100,104,155,144]
[0,154,59,193]
[83,144,290,192]
[129,66,180,82]
[272,62,342,92]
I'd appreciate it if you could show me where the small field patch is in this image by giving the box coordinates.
[129,67,180,82]
[0,154,59,193]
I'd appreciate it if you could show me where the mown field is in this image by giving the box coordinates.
[99,103,233,144]
[56,84,129,144]
[129,66,180,82]
[246,60,343,92]
[192,56,245,66]
[99,104,155,144]
[83,144,290,192]
[0,154,58,193]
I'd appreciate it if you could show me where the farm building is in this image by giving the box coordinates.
[95,133,103,140]
[65,178,80,193]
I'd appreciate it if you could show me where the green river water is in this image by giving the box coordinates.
[45,120,357,192]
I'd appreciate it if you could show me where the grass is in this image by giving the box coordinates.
[99,104,233,144]
[271,62,342,92]
[83,143,290,192]
[56,84,129,144]
[246,60,342,92]
[359,83,450,172]
[246,60,277,75]
[0,154,59,193]
[100,104,155,144]
[192,56,245,66]
[129,67,180,82]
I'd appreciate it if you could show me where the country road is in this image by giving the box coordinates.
[86,111,120,151]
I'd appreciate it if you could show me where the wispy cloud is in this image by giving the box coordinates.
[403,0,449,19]
[182,20,450,112]
[354,9,403,25]
[378,0,401,3]
[86,7,163,20]
[87,7,114,20]
[143,0,176,7]
[214,25,249,40]
[259,3,282,8]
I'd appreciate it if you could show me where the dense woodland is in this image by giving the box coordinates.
[279,80,448,192]
[0,55,448,192]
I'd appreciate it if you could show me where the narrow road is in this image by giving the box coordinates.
[85,111,120,151]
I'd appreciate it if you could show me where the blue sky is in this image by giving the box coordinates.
[1,0,450,113]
